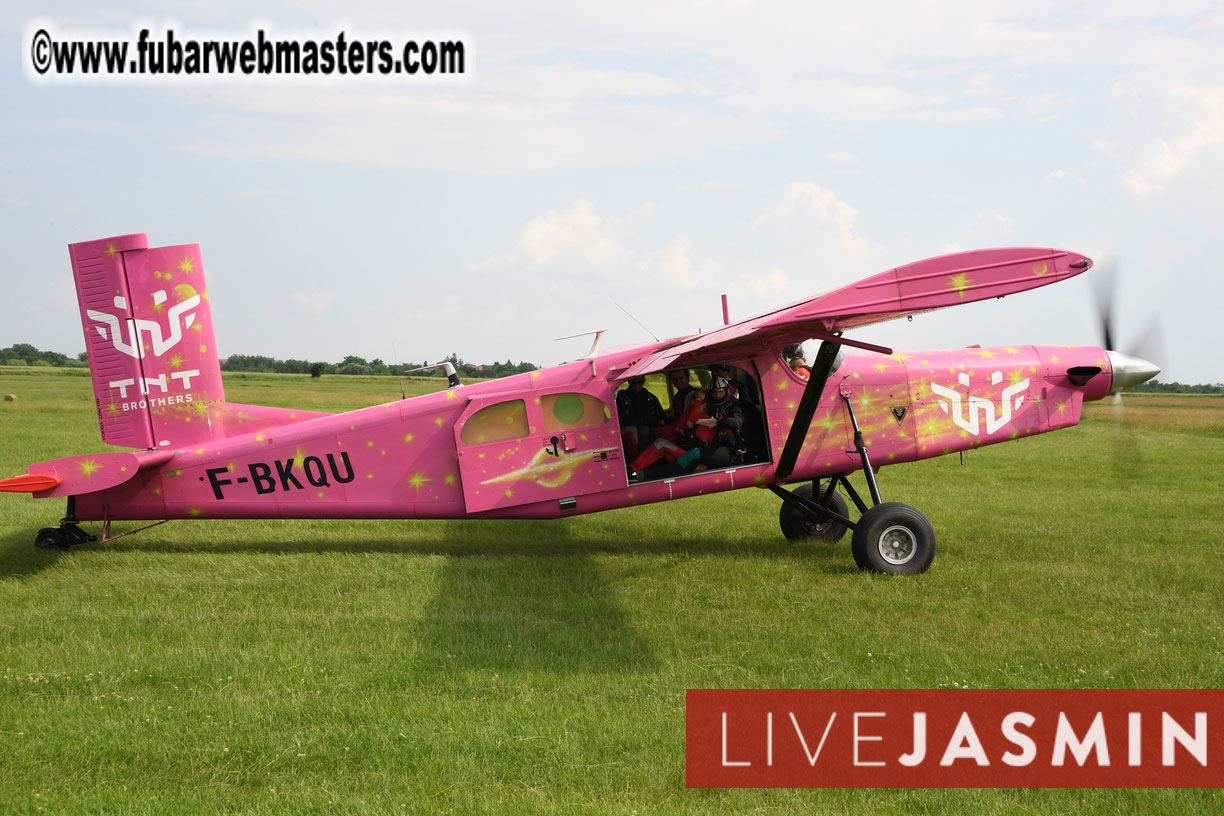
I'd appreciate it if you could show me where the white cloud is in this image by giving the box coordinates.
[753,182,874,259]
[978,212,1013,230]
[746,267,789,297]
[488,199,707,290]
[1109,82,1224,196]
[519,199,633,272]
[289,290,334,314]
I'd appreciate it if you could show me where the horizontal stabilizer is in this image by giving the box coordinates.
[24,450,173,498]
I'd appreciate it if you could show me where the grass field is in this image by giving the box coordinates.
[1,367,1222,814]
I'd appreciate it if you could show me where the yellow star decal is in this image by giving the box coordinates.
[444,473,456,485]
[946,272,973,299]
[408,473,431,490]
[976,349,995,359]
[404,433,414,443]
[1033,262,1049,276]
[78,457,103,478]
[105,244,117,258]
[167,353,183,369]
[178,257,194,274]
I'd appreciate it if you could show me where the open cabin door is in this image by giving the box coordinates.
[453,382,627,513]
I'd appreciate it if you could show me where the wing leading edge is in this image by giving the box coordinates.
[613,247,1091,378]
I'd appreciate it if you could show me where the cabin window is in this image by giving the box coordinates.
[541,393,611,432]
[461,399,529,444]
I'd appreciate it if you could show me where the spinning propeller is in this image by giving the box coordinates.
[1092,258,1163,395]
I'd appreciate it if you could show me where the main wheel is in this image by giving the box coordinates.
[779,482,848,543]
[850,502,935,574]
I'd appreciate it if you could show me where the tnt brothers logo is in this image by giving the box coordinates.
[930,371,1029,436]
[86,287,204,409]
[87,288,201,359]
[686,689,1224,788]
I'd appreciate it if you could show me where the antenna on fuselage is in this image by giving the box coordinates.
[392,340,406,400]
[555,329,606,358]
[403,361,463,388]
[614,302,660,342]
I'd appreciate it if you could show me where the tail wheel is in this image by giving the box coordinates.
[34,527,70,550]
[850,502,936,574]
[779,482,848,543]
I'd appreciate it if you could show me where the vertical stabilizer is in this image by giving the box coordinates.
[70,234,226,449]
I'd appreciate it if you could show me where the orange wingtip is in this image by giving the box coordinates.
[0,473,63,493]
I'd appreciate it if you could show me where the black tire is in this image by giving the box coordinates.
[779,482,848,543]
[34,527,70,550]
[850,502,935,575]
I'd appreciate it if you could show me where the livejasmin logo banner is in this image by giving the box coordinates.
[686,689,1223,788]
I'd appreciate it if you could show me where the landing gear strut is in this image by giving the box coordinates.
[772,371,936,574]
[34,497,96,550]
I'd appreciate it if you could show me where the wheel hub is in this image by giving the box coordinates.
[877,524,916,565]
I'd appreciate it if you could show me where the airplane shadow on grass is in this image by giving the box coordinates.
[0,529,65,580]
[1,517,853,674]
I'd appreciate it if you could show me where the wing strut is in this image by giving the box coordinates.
[772,333,892,483]
[773,338,842,483]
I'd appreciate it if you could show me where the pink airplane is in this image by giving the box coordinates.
[0,234,1159,574]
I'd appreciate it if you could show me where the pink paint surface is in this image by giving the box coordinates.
[24,237,1122,528]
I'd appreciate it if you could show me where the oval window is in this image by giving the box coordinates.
[541,393,610,432]
[460,399,529,444]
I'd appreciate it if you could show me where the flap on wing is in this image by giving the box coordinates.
[613,247,1091,379]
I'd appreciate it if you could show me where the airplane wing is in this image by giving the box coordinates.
[611,247,1091,378]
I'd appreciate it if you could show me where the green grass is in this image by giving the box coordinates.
[1,371,1222,813]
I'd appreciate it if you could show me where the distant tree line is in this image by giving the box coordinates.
[1,343,88,368]
[1131,380,1224,394]
[1,344,539,379]
[219,352,537,379]
[7,344,1218,391]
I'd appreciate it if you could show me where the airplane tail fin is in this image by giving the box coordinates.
[70,234,225,450]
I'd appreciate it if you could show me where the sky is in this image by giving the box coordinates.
[2,2,1221,382]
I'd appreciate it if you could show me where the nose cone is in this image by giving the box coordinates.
[1106,351,1161,393]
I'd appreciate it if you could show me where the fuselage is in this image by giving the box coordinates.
[72,342,1113,523]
